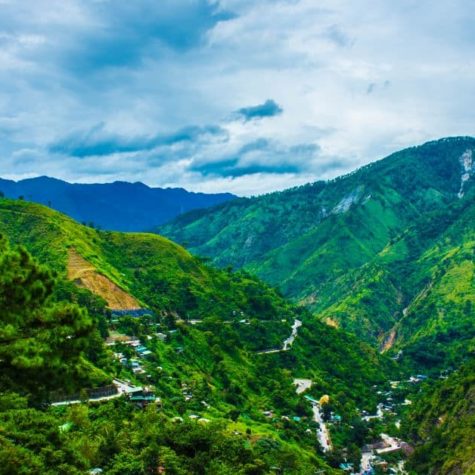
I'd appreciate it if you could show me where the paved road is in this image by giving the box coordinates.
[51,393,121,406]
[294,380,332,452]
[377,433,401,454]
[257,319,302,354]
[51,379,140,406]
[283,319,302,350]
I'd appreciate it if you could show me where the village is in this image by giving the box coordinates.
[49,312,436,475]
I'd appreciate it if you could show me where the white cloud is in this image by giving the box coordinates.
[0,0,473,195]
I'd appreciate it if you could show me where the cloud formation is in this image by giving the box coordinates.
[49,123,228,158]
[236,99,283,121]
[0,0,473,195]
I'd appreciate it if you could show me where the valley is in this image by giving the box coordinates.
[0,138,473,474]
[162,137,475,373]
[0,0,472,472]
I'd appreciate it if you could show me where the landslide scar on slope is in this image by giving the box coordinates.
[67,249,141,310]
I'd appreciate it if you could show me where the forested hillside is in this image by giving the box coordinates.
[403,357,475,474]
[161,137,475,370]
[0,198,396,473]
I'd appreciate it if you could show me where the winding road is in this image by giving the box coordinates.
[257,319,302,354]
[51,379,139,406]
[296,383,333,453]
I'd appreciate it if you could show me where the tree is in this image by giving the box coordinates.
[0,235,101,399]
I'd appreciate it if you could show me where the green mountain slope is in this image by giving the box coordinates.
[0,197,397,473]
[0,234,331,474]
[161,138,475,368]
[403,357,475,474]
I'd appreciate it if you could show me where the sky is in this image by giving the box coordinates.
[0,0,474,196]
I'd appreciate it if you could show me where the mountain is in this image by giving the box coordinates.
[0,176,235,231]
[161,137,475,370]
[0,197,395,473]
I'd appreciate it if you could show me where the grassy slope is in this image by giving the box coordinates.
[161,138,475,368]
[319,198,475,370]
[0,198,290,327]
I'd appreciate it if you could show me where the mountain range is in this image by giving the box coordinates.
[0,137,474,473]
[161,137,475,371]
[0,176,235,232]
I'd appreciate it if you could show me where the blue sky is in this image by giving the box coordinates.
[0,0,474,195]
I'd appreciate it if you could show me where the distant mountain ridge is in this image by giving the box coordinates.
[161,137,475,370]
[0,176,235,231]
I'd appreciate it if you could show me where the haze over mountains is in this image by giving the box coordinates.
[0,176,235,232]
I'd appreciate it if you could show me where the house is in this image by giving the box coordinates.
[373,459,388,471]
[128,387,160,408]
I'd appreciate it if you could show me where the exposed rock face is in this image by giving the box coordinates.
[458,149,473,198]
[331,187,363,214]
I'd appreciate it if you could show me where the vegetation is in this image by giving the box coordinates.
[1,137,474,473]
[161,137,475,371]
[0,200,396,473]
[403,358,475,474]
[0,237,108,401]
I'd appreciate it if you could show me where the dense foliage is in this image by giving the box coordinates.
[1,137,474,473]
[403,358,475,474]
[0,237,107,400]
[0,233,335,474]
[0,203,396,473]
